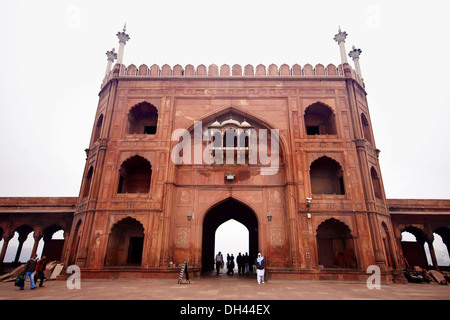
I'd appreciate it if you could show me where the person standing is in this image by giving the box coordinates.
[227,254,235,275]
[34,256,47,287]
[236,253,243,274]
[20,254,38,290]
[244,252,250,275]
[215,251,223,274]
[255,253,266,284]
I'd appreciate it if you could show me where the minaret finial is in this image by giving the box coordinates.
[104,48,117,77]
[116,24,130,65]
[334,27,348,64]
[348,45,363,78]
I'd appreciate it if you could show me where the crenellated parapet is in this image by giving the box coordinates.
[102,62,364,88]
[101,26,365,89]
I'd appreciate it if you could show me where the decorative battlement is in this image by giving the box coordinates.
[101,27,365,89]
[102,62,364,88]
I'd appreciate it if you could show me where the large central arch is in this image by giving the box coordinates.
[202,198,259,272]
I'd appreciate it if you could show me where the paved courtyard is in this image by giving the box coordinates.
[1,270,449,301]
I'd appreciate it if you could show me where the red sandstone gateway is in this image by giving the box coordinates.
[1,27,449,282]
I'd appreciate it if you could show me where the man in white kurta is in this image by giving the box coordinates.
[255,253,266,284]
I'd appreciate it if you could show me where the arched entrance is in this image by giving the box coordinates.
[316,218,357,268]
[202,198,258,272]
[104,217,145,266]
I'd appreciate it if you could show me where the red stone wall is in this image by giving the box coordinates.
[1,63,449,282]
[65,62,399,280]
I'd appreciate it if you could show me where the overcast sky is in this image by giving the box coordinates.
[0,0,449,200]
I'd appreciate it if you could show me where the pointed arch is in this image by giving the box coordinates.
[371,167,383,199]
[105,217,145,266]
[310,156,345,195]
[201,197,259,272]
[400,226,431,269]
[127,101,158,135]
[183,106,288,161]
[81,166,94,198]
[304,102,337,135]
[117,155,152,194]
[93,114,104,142]
[316,218,356,268]
[6,225,34,263]
[361,113,374,145]
[41,224,65,261]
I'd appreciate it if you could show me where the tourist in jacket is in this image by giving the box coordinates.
[34,256,47,287]
[21,254,38,290]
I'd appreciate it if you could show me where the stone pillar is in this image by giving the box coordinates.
[334,27,348,64]
[60,231,70,262]
[31,232,43,259]
[428,240,440,271]
[14,233,28,264]
[425,225,440,270]
[349,46,363,78]
[116,24,130,65]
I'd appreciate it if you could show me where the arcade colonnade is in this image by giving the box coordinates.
[0,198,76,268]
[2,197,449,281]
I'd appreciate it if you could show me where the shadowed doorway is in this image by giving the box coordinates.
[202,198,258,272]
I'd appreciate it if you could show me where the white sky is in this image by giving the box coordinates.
[0,0,449,201]
[215,219,249,258]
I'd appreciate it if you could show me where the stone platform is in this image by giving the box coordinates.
[1,269,449,301]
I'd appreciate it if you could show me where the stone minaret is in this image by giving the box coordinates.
[104,48,117,78]
[349,45,363,78]
[116,24,130,65]
[334,27,348,64]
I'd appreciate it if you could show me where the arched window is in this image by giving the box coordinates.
[206,116,257,165]
[118,156,152,194]
[127,102,158,135]
[93,114,103,142]
[304,102,337,135]
[81,166,93,198]
[371,167,383,199]
[316,218,356,268]
[310,157,345,195]
[361,113,374,145]
[223,128,238,148]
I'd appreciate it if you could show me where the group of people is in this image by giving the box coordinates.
[215,251,266,284]
[15,254,47,290]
